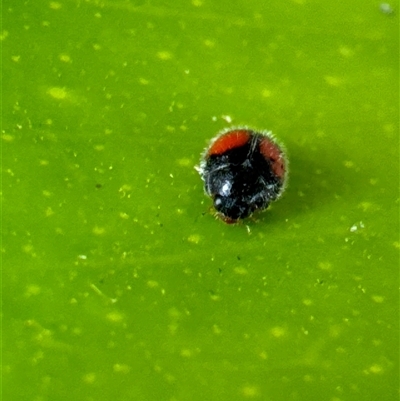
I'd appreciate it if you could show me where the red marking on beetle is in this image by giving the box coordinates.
[259,137,286,179]
[208,130,251,156]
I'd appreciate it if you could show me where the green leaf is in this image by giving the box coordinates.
[2,0,398,400]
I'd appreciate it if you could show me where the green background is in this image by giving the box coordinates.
[2,0,399,400]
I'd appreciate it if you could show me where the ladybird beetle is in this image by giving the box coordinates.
[197,127,288,223]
